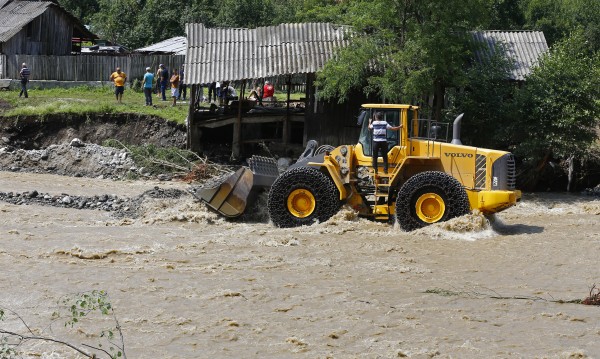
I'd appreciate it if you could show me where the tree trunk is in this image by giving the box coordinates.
[432,79,445,122]
[567,154,574,192]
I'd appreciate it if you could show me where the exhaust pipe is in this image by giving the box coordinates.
[451,113,464,145]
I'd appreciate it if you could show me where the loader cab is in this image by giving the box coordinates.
[357,107,401,156]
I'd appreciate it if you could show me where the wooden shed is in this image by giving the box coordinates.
[0,0,96,56]
[183,22,369,158]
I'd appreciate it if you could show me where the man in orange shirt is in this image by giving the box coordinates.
[109,67,127,103]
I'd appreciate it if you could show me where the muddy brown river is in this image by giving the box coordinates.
[1,171,599,358]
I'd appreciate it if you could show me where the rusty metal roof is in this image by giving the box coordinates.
[185,22,351,85]
[0,1,51,42]
[471,31,549,81]
[135,36,187,55]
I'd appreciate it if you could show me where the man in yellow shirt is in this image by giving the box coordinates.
[109,67,127,103]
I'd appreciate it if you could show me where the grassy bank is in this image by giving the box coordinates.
[0,85,305,125]
[0,85,189,124]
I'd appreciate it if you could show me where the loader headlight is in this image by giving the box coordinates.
[340,146,348,156]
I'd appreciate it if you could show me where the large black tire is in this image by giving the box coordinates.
[395,171,470,231]
[268,166,340,228]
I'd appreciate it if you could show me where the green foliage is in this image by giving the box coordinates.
[57,0,99,23]
[59,290,113,328]
[445,48,517,149]
[511,32,600,161]
[131,78,144,93]
[523,0,600,49]
[486,0,526,29]
[54,290,125,359]
[215,0,274,28]
[103,140,198,175]
[0,336,17,359]
[1,290,125,359]
[89,0,141,45]
[315,0,488,110]
[80,0,306,48]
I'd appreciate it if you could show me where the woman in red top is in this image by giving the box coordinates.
[262,80,274,103]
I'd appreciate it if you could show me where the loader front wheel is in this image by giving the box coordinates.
[395,171,470,231]
[268,166,340,228]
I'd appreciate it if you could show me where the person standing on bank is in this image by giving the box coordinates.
[178,64,187,101]
[159,64,169,101]
[368,112,402,175]
[109,67,127,103]
[142,67,154,106]
[170,68,180,107]
[19,63,30,98]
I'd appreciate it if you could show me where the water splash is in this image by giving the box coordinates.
[413,210,496,241]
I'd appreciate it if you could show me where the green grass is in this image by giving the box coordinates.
[0,85,189,123]
[0,85,306,124]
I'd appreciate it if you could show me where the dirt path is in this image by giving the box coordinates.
[1,171,600,358]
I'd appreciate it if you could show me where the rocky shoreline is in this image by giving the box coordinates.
[0,186,188,219]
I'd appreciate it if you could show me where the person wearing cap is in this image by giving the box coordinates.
[109,66,127,103]
[142,66,155,106]
[19,63,30,98]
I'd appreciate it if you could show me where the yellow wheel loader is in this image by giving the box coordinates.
[196,104,521,231]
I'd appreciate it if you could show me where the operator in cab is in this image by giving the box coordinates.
[368,112,402,175]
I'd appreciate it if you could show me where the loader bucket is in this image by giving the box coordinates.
[194,156,279,218]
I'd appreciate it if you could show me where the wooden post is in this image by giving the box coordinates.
[187,84,199,152]
[283,75,292,146]
[231,81,246,159]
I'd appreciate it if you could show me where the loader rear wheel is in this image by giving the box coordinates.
[268,166,340,228]
[395,171,470,231]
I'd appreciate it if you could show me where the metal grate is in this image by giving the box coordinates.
[475,154,487,189]
[506,154,517,189]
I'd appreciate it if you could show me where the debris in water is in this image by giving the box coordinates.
[581,284,600,306]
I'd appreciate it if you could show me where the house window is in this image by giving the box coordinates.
[26,22,33,38]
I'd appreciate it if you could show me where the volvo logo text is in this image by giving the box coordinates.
[444,153,474,158]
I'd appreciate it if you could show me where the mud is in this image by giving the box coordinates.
[0,113,187,150]
[1,171,600,358]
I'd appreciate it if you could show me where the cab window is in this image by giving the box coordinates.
[358,109,401,156]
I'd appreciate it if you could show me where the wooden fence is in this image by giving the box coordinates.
[0,54,185,82]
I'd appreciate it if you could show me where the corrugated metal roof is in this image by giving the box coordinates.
[185,22,350,85]
[0,1,51,42]
[471,31,549,81]
[135,36,187,55]
[0,0,12,9]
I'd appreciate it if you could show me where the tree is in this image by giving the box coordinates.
[444,48,518,150]
[89,0,141,46]
[523,0,600,49]
[509,32,600,189]
[214,0,274,28]
[486,0,526,29]
[57,0,99,24]
[314,0,489,120]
